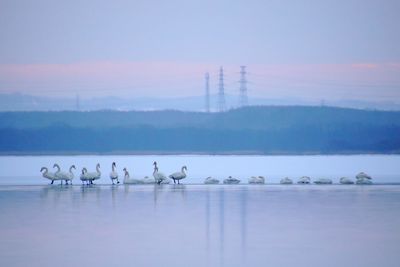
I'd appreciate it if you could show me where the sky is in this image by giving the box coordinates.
[0,0,399,102]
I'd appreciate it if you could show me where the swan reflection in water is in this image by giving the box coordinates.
[204,186,248,266]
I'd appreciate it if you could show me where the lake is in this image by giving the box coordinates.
[0,155,400,267]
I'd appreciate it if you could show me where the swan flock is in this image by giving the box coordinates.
[40,163,373,185]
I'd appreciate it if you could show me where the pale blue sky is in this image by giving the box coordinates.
[0,0,399,100]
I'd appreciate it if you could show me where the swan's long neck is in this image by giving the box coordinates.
[124,170,129,179]
[54,164,60,173]
[69,166,74,173]
[96,164,100,174]
[112,164,115,172]
[41,167,48,174]
[181,166,186,174]
[153,167,158,175]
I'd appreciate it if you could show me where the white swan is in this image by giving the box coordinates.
[297,176,311,184]
[82,163,101,184]
[204,176,220,184]
[169,166,187,184]
[123,168,144,184]
[223,176,241,184]
[314,178,333,184]
[142,176,156,184]
[280,177,293,184]
[340,177,354,184]
[356,172,373,185]
[53,164,75,185]
[40,167,57,184]
[153,162,169,184]
[80,168,90,185]
[248,176,265,184]
[110,162,120,184]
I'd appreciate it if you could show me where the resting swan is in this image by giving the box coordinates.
[356,172,373,184]
[40,167,57,184]
[204,177,220,184]
[153,161,169,184]
[297,176,311,184]
[110,162,120,184]
[142,176,155,184]
[53,164,75,185]
[280,177,293,184]
[340,177,354,184]
[123,168,144,184]
[169,166,187,184]
[223,176,240,184]
[248,176,265,184]
[314,178,333,184]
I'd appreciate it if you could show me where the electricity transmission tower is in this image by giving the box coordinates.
[205,72,210,112]
[218,67,226,112]
[239,66,248,107]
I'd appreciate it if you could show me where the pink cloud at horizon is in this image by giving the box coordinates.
[0,61,399,101]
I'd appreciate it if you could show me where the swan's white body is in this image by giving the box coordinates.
[248,176,265,184]
[340,177,354,184]
[356,172,372,180]
[109,162,119,184]
[81,164,101,184]
[280,177,293,184]
[204,177,220,184]
[80,168,90,184]
[53,164,75,184]
[356,172,373,185]
[169,166,187,184]
[223,176,241,184]
[142,176,156,184]
[297,176,311,184]
[314,178,333,184]
[40,167,57,184]
[123,168,144,184]
[153,162,170,184]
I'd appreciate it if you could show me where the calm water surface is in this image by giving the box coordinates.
[0,185,399,267]
[0,155,400,266]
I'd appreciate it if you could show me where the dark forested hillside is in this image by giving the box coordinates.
[1,106,399,154]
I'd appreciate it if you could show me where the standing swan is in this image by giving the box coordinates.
[169,166,187,184]
[80,168,90,185]
[110,162,120,184]
[40,167,57,184]
[83,163,101,184]
[53,164,75,185]
[153,161,169,184]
